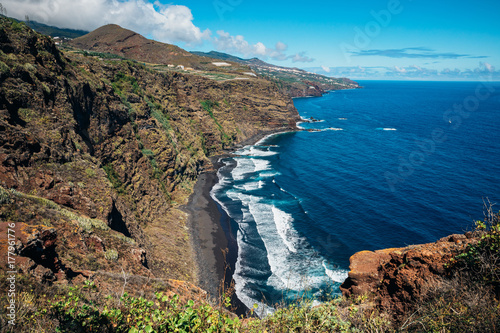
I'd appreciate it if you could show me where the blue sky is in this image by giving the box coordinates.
[5,0,500,80]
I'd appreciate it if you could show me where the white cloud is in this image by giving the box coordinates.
[213,30,311,62]
[308,62,499,80]
[275,41,287,52]
[3,0,210,45]
[394,66,406,73]
[290,52,314,63]
[321,65,331,73]
[480,62,495,73]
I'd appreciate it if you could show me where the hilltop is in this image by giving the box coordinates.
[68,24,249,74]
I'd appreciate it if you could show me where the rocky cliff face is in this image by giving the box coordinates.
[0,18,298,292]
[340,233,479,316]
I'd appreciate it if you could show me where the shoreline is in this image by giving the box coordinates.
[184,128,298,314]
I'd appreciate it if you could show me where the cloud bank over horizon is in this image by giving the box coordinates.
[313,62,499,81]
[3,0,313,62]
[350,47,489,60]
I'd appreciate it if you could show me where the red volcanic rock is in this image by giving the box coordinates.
[132,248,148,268]
[34,172,55,190]
[340,248,398,298]
[86,234,106,253]
[340,234,478,315]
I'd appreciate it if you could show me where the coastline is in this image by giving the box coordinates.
[184,128,299,313]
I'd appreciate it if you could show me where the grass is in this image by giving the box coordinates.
[0,185,11,204]
[104,249,119,262]
[0,275,393,333]
[146,96,178,153]
[76,50,126,60]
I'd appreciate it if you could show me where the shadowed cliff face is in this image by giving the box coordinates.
[0,18,298,289]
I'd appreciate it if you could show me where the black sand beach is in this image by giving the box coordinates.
[184,129,298,313]
[184,169,228,298]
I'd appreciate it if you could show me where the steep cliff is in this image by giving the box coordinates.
[0,18,298,289]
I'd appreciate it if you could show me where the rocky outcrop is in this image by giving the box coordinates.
[340,233,478,315]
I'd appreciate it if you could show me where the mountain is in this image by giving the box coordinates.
[69,25,359,98]
[68,24,248,73]
[191,50,248,64]
[26,20,89,39]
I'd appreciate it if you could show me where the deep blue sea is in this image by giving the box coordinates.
[211,80,500,314]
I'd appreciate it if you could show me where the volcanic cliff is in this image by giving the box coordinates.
[0,18,298,292]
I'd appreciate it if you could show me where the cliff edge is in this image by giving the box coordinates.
[340,233,479,315]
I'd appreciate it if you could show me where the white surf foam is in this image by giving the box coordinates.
[247,146,278,157]
[253,159,271,172]
[255,132,284,146]
[233,228,276,317]
[272,206,298,253]
[231,158,256,181]
[235,180,264,192]
[247,199,299,290]
[322,261,349,283]
[211,144,349,316]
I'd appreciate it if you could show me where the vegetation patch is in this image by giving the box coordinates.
[104,249,119,262]
[201,100,233,146]
[112,71,140,96]
[102,163,126,195]
[0,185,109,232]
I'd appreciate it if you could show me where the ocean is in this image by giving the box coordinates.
[210,80,500,314]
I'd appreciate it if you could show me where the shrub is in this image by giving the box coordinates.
[0,60,9,74]
[85,168,96,178]
[102,163,126,194]
[46,286,242,333]
[104,249,119,262]
[453,201,500,293]
[0,186,11,204]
